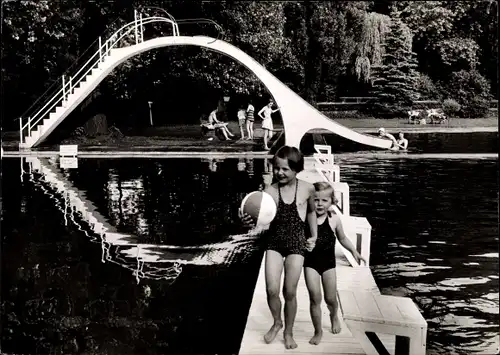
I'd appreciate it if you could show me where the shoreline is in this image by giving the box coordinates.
[2,119,497,152]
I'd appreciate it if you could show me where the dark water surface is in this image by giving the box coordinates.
[1,151,498,354]
[301,131,499,154]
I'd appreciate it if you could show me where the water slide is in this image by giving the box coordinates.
[24,35,392,150]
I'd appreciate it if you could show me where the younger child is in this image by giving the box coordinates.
[304,182,366,345]
[237,106,247,139]
[240,146,317,350]
[246,102,255,140]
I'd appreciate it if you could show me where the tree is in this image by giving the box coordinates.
[352,12,391,83]
[446,70,491,118]
[369,14,420,117]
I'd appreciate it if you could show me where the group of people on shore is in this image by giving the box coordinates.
[239,145,365,349]
[207,100,281,150]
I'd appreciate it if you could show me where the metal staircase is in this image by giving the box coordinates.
[19,9,179,149]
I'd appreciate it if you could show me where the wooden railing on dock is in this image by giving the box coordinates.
[238,145,428,355]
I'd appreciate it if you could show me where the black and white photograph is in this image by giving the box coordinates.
[1,1,498,354]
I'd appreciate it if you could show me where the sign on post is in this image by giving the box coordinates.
[59,145,78,157]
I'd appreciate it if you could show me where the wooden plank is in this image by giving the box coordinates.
[374,296,405,324]
[239,254,382,355]
[353,292,382,322]
[338,290,362,321]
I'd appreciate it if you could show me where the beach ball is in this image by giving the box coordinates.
[240,191,277,227]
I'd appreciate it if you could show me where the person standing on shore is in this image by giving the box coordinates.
[246,101,255,140]
[237,106,248,139]
[258,101,280,150]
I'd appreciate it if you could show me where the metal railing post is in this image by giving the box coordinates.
[134,9,139,44]
[140,13,144,42]
[62,75,66,101]
[69,76,72,95]
[28,116,31,135]
[19,117,22,144]
[98,36,102,62]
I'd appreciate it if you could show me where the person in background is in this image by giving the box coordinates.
[208,109,235,140]
[258,101,281,150]
[237,105,248,139]
[378,127,398,150]
[396,132,408,150]
[246,101,255,140]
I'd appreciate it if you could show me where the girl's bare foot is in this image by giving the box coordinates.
[284,333,298,349]
[309,330,323,345]
[330,313,341,334]
[264,321,283,344]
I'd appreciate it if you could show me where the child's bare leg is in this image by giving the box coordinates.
[240,125,245,139]
[219,128,230,140]
[264,250,284,343]
[250,123,254,139]
[304,267,323,344]
[225,126,235,137]
[264,130,270,150]
[283,254,304,349]
[322,268,341,333]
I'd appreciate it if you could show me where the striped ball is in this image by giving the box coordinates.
[240,191,277,227]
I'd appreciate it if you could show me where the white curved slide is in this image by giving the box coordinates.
[24,36,392,150]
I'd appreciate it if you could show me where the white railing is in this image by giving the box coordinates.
[19,10,179,145]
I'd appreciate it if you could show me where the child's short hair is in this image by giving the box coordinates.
[313,181,338,204]
[273,146,304,172]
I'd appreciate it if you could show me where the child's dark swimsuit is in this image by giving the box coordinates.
[267,180,307,257]
[304,217,337,274]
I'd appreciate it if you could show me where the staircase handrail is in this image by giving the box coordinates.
[18,16,123,123]
[139,6,179,35]
[176,18,225,41]
[21,15,177,135]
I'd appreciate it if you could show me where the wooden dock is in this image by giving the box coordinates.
[238,248,395,355]
[239,146,428,355]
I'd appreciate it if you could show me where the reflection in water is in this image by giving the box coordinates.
[334,155,499,355]
[25,157,261,285]
[1,151,498,355]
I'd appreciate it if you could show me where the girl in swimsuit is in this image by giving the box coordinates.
[258,102,280,150]
[304,182,366,345]
[240,146,318,349]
